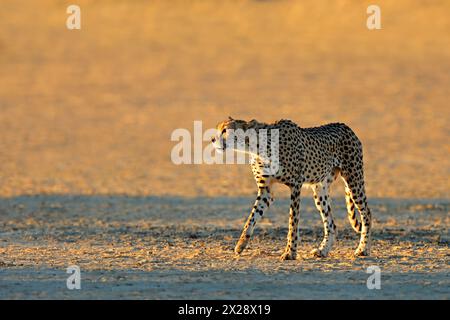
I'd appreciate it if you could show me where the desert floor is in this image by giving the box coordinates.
[0,196,448,299]
[0,1,449,299]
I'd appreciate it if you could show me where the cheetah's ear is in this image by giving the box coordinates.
[248,119,257,128]
[228,116,234,121]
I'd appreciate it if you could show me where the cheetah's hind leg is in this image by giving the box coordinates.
[310,176,337,258]
[341,173,371,257]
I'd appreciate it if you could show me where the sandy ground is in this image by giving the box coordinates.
[0,1,449,299]
[0,196,448,299]
[0,0,449,198]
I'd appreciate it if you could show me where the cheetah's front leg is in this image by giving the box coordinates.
[280,183,302,260]
[235,187,272,255]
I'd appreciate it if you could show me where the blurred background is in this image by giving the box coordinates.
[0,0,449,199]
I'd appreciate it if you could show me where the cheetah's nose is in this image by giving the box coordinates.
[211,137,216,143]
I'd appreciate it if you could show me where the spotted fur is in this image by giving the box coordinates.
[212,118,372,260]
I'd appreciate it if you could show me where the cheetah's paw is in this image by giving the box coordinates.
[280,251,297,261]
[310,248,329,257]
[234,239,249,255]
[354,247,370,257]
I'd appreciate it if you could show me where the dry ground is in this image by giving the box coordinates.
[0,196,448,299]
[0,0,449,198]
[0,1,449,299]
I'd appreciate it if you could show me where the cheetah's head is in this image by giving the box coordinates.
[211,117,260,154]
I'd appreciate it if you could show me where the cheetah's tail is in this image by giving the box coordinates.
[345,191,362,233]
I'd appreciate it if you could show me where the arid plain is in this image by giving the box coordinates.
[0,1,449,299]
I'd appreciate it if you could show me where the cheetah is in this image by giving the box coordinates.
[211,117,372,260]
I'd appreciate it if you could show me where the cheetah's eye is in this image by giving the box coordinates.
[221,128,226,135]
